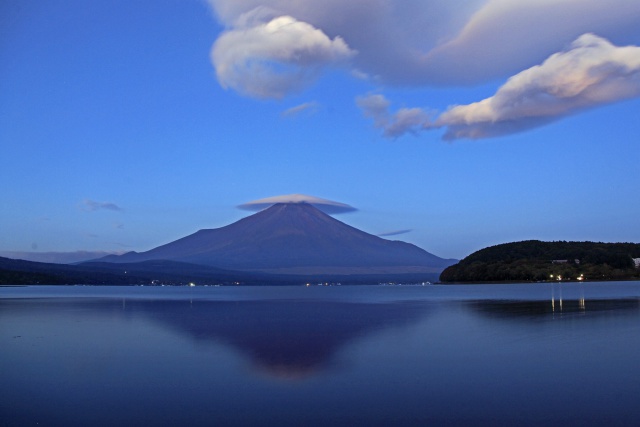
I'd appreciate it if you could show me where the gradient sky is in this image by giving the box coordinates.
[1,0,639,261]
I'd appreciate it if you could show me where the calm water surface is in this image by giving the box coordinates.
[2,282,640,426]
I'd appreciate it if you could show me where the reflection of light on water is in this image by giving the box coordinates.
[550,284,563,315]
[559,284,563,312]
[551,284,565,315]
[551,283,588,315]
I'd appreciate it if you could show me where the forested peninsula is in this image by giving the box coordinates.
[440,241,640,283]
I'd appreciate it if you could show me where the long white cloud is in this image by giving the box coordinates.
[437,34,640,140]
[359,34,640,140]
[281,101,319,118]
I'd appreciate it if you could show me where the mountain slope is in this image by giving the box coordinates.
[102,203,454,274]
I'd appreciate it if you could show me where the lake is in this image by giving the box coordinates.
[2,282,640,426]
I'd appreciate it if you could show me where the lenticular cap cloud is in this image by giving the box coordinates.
[238,194,357,214]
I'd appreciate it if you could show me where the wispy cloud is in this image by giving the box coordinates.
[281,101,320,117]
[377,229,413,237]
[356,94,431,138]
[359,34,640,140]
[82,199,123,212]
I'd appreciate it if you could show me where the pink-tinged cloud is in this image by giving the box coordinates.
[435,34,640,140]
[358,34,640,140]
[419,0,640,85]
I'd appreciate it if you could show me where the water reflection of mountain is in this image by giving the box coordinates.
[470,298,640,318]
[131,299,431,379]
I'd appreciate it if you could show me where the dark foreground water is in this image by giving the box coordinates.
[2,282,640,426]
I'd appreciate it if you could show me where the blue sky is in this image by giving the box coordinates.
[1,0,639,261]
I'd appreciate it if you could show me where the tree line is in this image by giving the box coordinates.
[440,240,640,283]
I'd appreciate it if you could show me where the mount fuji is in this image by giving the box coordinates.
[99,202,455,276]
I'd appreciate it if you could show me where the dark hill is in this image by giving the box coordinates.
[0,256,445,286]
[101,203,455,275]
[0,256,149,285]
[440,240,640,283]
[0,256,266,285]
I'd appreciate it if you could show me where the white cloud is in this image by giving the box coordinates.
[82,199,123,212]
[356,94,431,138]
[211,13,355,98]
[435,34,640,140]
[356,94,390,128]
[281,101,319,117]
[359,34,640,140]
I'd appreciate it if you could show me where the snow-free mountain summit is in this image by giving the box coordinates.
[101,201,455,277]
